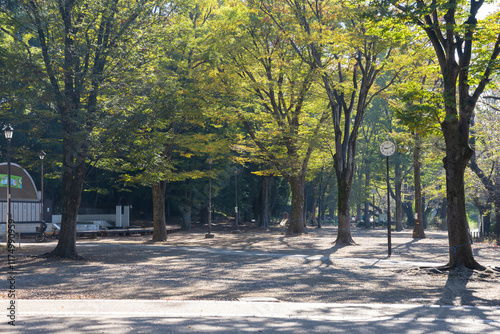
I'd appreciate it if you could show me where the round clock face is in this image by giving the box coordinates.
[379,141,396,156]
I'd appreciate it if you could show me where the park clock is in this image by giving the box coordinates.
[379,141,396,157]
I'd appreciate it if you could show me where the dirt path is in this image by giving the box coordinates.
[2,225,499,306]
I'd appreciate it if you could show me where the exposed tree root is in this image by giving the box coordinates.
[333,236,356,246]
[285,231,308,237]
[414,264,500,281]
[438,261,486,271]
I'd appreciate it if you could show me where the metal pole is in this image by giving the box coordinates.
[7,137,11,234]
[40,158,44,222]
[235,171,238,227]
[208,162,211,234]
[386,156,391,256]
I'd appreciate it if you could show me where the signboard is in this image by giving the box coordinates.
[0,175,22,189]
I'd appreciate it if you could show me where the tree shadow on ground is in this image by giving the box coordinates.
[437,267,486,306]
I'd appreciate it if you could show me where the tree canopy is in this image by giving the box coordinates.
[1,0,499,261]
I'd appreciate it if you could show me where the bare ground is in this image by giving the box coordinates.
[2,223,499,306]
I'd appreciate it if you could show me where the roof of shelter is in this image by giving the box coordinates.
[0,162,39,201]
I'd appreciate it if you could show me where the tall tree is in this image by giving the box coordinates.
[384,0,500,269]
[265,0,410,244]
[10,0,165,258]
[214,1,328,234]
[469,94,500,240]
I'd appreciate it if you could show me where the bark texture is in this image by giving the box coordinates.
[152,181,167,242]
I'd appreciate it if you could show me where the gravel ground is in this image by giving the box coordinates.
[1,224,499,306]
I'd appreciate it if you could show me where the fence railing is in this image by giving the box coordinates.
[471,231,497,240]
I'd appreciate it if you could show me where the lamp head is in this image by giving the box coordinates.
[3,124,13,140]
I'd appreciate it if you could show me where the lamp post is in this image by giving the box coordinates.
[39,151,46,222]
[232,167,240,233]
[205,157,214,238]
[4,124,13,244]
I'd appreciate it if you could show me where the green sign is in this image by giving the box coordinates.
[0,175,22,189]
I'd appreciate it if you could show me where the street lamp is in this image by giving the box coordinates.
[4,124,13,244]
[232,167,240,233]
[205,157,214,239]
[39,151,46,222]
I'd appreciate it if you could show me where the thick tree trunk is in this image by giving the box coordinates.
[412,133,425,238]
[152,181,167,242]
[181,188,192,231]
[394,159,403,231]
[311,184,318,226]
[286,175,306,234]
[260,176,270,229]
[48,189,81,258]
[442,124,482,269]
[336,177,355,245]
[414,0,495,268]
[46,141,85,259]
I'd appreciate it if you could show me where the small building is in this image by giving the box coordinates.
[0,162,47,234]
[0,162,130,236]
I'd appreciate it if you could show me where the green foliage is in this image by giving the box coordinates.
[211,0,328,179]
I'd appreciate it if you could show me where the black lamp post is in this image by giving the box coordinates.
[232,167,240,233]
[205,157,214,238]
[4,124,13,241]
[39,151,46,222]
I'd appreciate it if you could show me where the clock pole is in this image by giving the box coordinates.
[386,155,391,256]
[379,140,395,256]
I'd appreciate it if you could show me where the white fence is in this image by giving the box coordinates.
[0,205,130,235]
[0,201,42,223]
[52,205,130,228]
[471,230,497,240]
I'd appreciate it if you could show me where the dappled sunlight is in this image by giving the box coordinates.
[3,226,499,306]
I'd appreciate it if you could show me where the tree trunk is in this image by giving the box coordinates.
[442,123,482,269]
[152,181,167,242]
[439,198,447,230]
[46,141,85,259]
[412,133,425,238]
[303,183,309,224]
[200,206,208,226]
[394,157,403,231]
[336,176,355,245]
[180,187,192,231]
[364,160,370,228]
[286,175,306,234]
[355,202,361,226]
[413,0,495,268]
[495,206,500,241]
[260,176,270,229]
[483,211,491,234]
[311,184,318,227]
[402,202,415,228]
